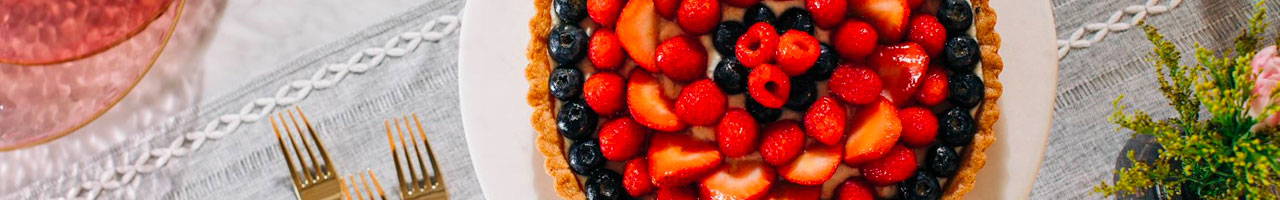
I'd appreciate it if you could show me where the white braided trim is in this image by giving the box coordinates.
[52,15,460,200]
[1056,0,1181,60]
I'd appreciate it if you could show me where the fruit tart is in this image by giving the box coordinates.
[525,0,1002,199]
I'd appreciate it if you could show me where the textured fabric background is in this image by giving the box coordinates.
[1,0,480,199]
[1034,0,1280,199]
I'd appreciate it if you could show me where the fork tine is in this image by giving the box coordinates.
[341,175,354,200]
[281,112,315,183]
[359,171,377,199]
[270,115,304,188]
[394,119,421,192]
[384,120,409,196]
[401,116,432,189]
[288,109,324,181]
[411,114,445,188]
[367,169,387,200]
[296,107,337,176]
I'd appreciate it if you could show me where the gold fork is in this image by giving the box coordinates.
[271,107,342,200]
[340,169,387,200]
[384,114,449,200]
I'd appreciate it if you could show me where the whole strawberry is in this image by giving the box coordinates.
[589,29,627,70]
[860,145,918,186]
[760,120,806,166]
[804,97,847,145]
[675,79,728,126]
[677,0,721,35]
[715,108,760,157]
[598,117,651,161]
[623,158,656,196]
[898,107,938,147]
[583,71,627,115]
[656,36,709,82]
[828,64,883,105]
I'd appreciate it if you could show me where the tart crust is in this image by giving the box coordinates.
[524,0,1003,199]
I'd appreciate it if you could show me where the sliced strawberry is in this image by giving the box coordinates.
[778,143,842,186]
[916,66,949,106]
[735,23,779,68]
[760,120,806,166]
[803,97,847,145]
[599,117,651,161]
[834,177,875,200]
[776,30,822,76]
[657,36,709,82]
[748,64,791,108]
[843,98,902,165]
[628,70,688,132]
[677,0,721,35]
[584,71,627,115]
[588,0,625,27]
[700,160,777,200]
[849,0,910,43]
[859,145,917,186]
[676,79,728,125]
[716,108,760,157]
[624,158,657,196]
[830,20,878,61]
[618,0,661,71]
[827,64,882,105]
[766,183,822,200]
[869,42,929,105]
[654,0,679,19]
[897,107,937,148]
[649,132,723,187]
[906,14,947,56]
[589,29,627,71]
[806,0,847,29]
[658,185,700,200]
[723,0,760,8]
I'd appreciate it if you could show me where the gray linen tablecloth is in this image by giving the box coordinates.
[2,0,481,199]
[1034,0,1280,199]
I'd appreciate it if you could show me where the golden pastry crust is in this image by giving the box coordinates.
[525,0,1003,199]
[525,0,587,198]
[941,0,1003,199]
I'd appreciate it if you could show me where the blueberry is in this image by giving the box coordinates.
[897,171,942,200]
[943,35,980,72]
[777,8,815,34]
[938,107,975,146]
[802,43,839,80]
[557,99,598,140]
[714,57,749,94]
[746,95,781,123]
[713,21,748,56]
[937,0,973,33]
[743,4,776,28]
[784,78,817,111]
[568,139,606,175]
[925,144,960,177]
[948,72,984,108]
[554,0,587,23]
[549,67,584,100]
[549,24,589,64]
[585,169,632,200]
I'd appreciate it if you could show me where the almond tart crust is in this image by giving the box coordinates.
[524,0,1003,199]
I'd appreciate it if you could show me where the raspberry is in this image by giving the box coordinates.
[830,20,878,61]
[804,97,847,145]
[898,107,938,147]
[748,64,791,108]
[588,29,626,70]
[654,0,679,19]
[598,117,651,161]
[722,0,759,8]
[805,0,847,29]
[624,158,656,196]
[715,108,759,157]
[655,36,708,82]
[675,79,728,126]
[583,71,627,115]
[587,0,624,27]
[676,0,720,35]
[916,66,949,106]
[907,14,948,56]
[735,22,779,68]
[860,145,918,186]
[776,30,822,76]
[828,64,882,105]
[760,120,806,166]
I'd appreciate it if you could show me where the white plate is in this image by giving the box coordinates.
[457,0,1059,199]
